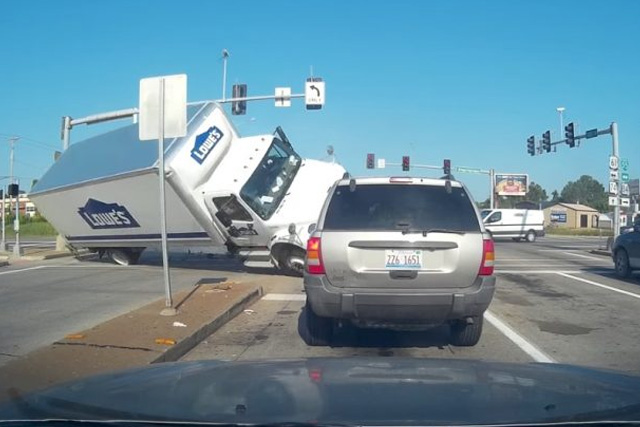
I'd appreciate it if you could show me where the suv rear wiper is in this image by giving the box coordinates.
[400,228,466,236]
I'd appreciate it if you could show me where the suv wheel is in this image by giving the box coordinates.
[450,316,483,347]
[300,302,333,346]
[525,230,536,243]
[615,249,632,278]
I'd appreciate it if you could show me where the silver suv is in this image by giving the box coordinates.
[302,176,496,346]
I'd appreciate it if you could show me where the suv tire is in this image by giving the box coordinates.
[450,316,483,346]
[525,230,536,243]
[300,302,333,346]
[615,249,632,278]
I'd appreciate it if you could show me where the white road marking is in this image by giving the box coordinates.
[0,266,47,276]
[262,293,555,364]
[484,311,556,363]
[496,270,584,274]
[556,272,640,300]
[263,293,307,301]
[538,247,601,251]
[562,251,608,261]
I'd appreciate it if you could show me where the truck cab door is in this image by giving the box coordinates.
[204,192,268,248]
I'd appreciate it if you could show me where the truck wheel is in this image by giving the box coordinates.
[450,316,483,347]
[107,248,143,266]
[525,230,536,243]
[300,301,333,346]
[615,249,632,278]
[281,248,306,277]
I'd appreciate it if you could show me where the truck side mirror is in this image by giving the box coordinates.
[215,210,233,228]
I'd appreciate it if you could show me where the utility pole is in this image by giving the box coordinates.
[8,137,21,256]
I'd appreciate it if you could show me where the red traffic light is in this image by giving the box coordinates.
[366,153,375,169]
[402,156,410,172]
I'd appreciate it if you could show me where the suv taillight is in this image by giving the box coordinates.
[306,237,325,274]
[479,238,495,276]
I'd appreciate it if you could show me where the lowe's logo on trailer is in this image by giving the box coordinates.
[191,126,224,164]
[78,199,140,229]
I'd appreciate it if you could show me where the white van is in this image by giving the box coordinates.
[480,209,545,242]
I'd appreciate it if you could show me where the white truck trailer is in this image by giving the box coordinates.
[30,102,345,275]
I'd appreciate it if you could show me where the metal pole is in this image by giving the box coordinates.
[62,116,71,150]
[157,78,175,315]
[221,49,229,101]
[1,187,5,252]
[13,181,20,256]
[611,122,620,241]
[489,169,495,209]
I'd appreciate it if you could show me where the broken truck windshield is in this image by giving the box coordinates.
[240,137,301,220]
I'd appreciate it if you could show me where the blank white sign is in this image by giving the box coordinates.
[139,74,187,141]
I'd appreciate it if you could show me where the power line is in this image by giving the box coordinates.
[0,133,58,150]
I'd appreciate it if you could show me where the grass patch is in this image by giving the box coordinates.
[545,227,613,237]
[3,220,58,237]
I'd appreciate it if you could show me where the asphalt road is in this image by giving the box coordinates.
[1,235,639,376]
[182,235,640,375]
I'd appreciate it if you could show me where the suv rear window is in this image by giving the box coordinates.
[323,184,480,232]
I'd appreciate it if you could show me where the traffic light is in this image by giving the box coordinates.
[565,122,575,147]
[542,130,551,153]
[402,156,410,172]
[8,184,19,197]
[366,153,375,169]
[443,159,451,175]
[527,136,535,156]
[231,84,247,115]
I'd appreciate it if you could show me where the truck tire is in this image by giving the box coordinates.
[281,248,306,277]
[107,248,143,266]
[615,249,632,278]
[300,301,333,346]
[450,316,483,347]
[525,230,536,243]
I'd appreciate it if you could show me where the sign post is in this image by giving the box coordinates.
[139,74,187,316]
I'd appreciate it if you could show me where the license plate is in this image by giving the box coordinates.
[385,250,423,270]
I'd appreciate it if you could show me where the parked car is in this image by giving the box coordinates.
[302,176,496,347]
[612,218,640,278]
[480,208,545,242]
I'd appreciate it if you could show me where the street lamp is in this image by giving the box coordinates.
[556,107,565,141]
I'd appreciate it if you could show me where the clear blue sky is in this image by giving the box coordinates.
[1,0,639,202]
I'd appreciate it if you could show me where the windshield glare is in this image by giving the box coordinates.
[240,138,301,220]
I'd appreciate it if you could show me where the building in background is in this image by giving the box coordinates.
[1,195,38,218]
[543,203,600,229]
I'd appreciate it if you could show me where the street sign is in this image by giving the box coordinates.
[621,172,630,182]
[620,197,630,207]
[305,78,325,110]
[609,196,619,207]
[620,158,629,172]
[457,167,485,174]
[585,128,598,139]
[609,181,619,195]
[377,158,386,169]
[274,87,291,107]
[621,183,630,196]
[609,156,619,170]
[139,74,187,141]
[609,170,619,181]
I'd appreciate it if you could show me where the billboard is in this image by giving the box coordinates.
[495,173,528,196]
[630,178,640,196]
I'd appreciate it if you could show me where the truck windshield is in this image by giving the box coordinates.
[240,137,301,220]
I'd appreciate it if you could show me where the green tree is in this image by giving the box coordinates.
[551,190,560,202]
[560,175,608,212]
[526,182,547,204]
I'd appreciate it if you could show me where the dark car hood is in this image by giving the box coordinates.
[2,358,640,425]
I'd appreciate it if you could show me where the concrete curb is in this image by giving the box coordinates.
[151,285,263,363]
[590,250,612,257]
